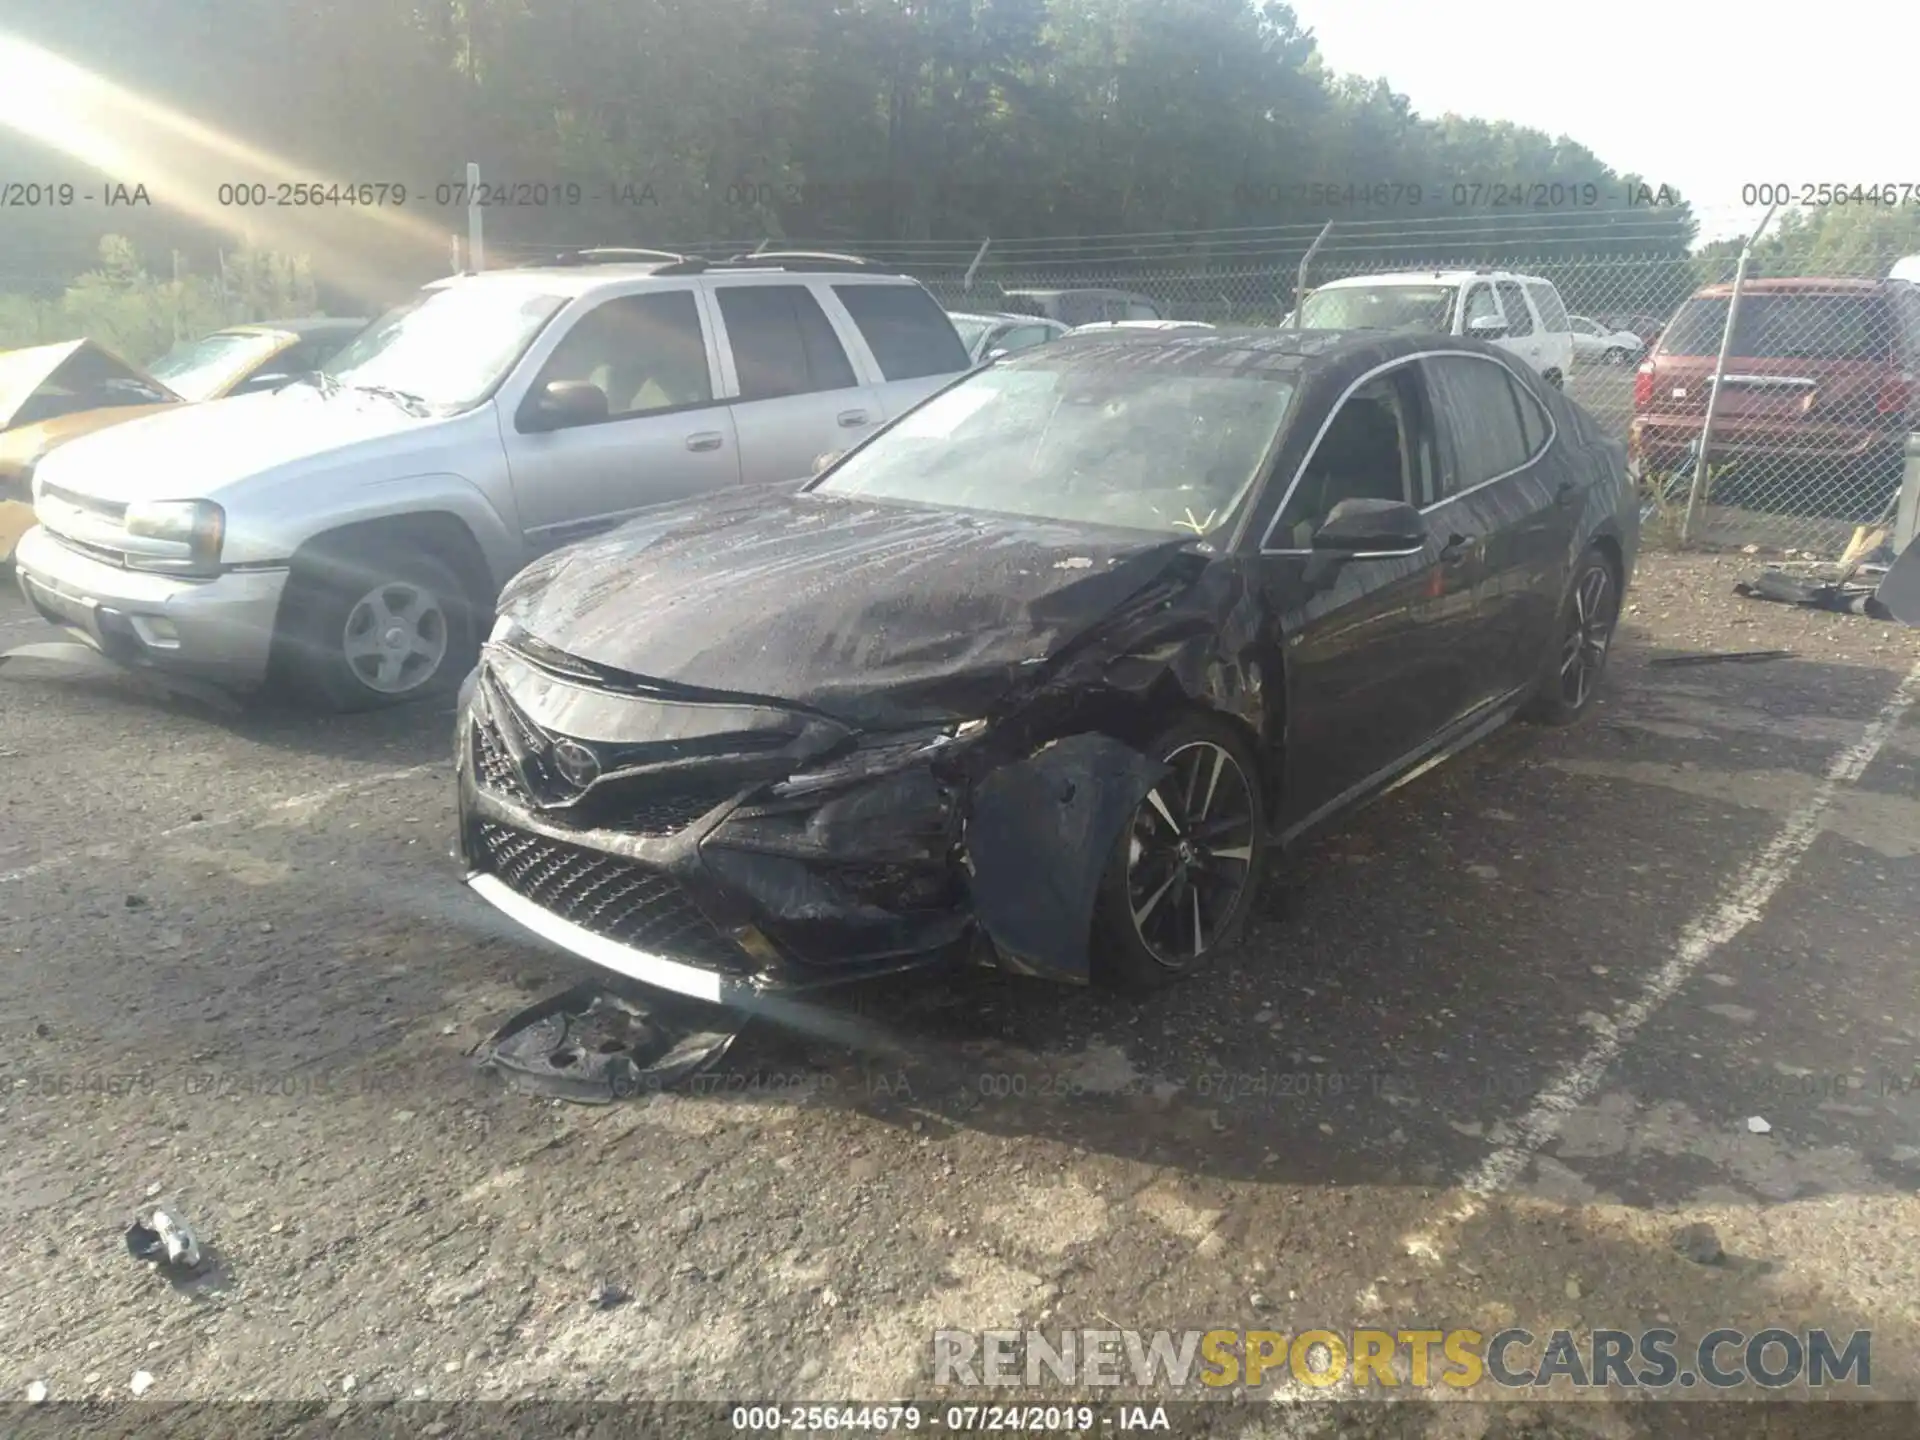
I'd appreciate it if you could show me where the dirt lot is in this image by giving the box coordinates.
[1,551,1917,1438]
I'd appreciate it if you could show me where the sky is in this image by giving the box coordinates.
[1294,0,1916,244]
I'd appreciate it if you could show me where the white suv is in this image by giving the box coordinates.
[1296,269,1577,386]
[14,249,972,709]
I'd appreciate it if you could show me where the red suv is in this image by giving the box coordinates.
[1630,277,1920,517]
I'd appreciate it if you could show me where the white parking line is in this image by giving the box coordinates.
[0,763,444,885]
[1401,655,1920,1264]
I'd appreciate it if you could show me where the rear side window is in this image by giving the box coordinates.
[717,285,857,400]
[832,283,970,381]
[1660,294,1897,360]
[1494,281,1535,336]
[1526,282,1571,332]
[1423,355,1536,492]
[1123,300,1162,320]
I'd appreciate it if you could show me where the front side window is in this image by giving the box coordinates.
[813,353,1293,538]
[324,285,568,411]
[1461,284,1500,329]
[1273,376,1415,548]
[1495,281,1536,336]
[533,291,715,420]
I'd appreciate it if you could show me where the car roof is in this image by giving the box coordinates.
[424,261,923,298]
[1039,325,1516,377]
[1313,269,1551,288]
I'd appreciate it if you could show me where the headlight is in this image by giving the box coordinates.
[771,719,988,799]
[122,499,225,574]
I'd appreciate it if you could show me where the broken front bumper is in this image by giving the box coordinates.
[453,657,977,1003]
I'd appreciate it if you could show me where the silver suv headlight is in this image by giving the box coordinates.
[123,499,225,574]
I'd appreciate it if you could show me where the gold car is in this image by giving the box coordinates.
[0,339,180,564]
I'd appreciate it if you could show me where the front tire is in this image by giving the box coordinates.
[1604,347,1631,366]
[277,539,478,712]
[1091,715,1268,993]
[1522,546,1620,726]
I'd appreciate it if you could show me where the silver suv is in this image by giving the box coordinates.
[14,249,971,709]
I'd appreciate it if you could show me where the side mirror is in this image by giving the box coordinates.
[1467,316,1511,340]
[1310,497,1426,555]
[812,449,846,475]
[523,379,609,432]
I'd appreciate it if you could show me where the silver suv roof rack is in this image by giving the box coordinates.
[524,247,697,268]
[719,250,880,271]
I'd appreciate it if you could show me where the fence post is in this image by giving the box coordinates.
[450,233,463,275]
[466,162,484,271]
[963,238,991,294]
[1293,221,1333,326]
[1681,204,1776,544]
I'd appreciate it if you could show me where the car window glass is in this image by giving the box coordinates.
[717,284,857,400]
[1274,376,1413,548]
[1509,371,1551,455]
[1423,355,1533,492]
[1526,282,1570,332]
[830,282,970,381]
[1124,301,1160,320]
[1462,284,1500,329]
[1001,325,1053,353]
[1495,281,1535,336]
[535,290,713,420]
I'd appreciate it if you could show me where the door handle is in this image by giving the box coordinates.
[1439,534,1473,566]
[837,409,871,428]
[1553,480,1578,507]
[685,431,724,452]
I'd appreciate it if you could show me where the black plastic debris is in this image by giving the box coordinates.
[1876,537,1920,627]
[125,1209,202,1270]
[1733,569,1890,619]
[471,981,744,1104]
[1649,649,1794,668]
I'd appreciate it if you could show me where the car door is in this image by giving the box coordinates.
[500,286,742,551]
[1256,360,1479,828]
[1422,352,1575,707]
[710,280,882,486]
[1493,279,1542,373]
[828,280,973,420]
[1523,280,1576,376]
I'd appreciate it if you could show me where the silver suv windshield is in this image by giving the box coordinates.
[1300,283,1459,333]
[320,285,569,411]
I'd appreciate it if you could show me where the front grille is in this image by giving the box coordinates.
[474,821,748,971]
[471,719,528,803]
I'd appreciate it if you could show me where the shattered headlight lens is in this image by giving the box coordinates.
[770,719,989,799]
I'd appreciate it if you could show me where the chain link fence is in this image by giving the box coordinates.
[413,222,1920,559]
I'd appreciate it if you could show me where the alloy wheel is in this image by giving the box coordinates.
[1125,740,1258,968]
[1558,564,1616,711]
[341,580,450,695]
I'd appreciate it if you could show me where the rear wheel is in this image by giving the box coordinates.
[1092,715,1267,993]
[1603,347,1632,366]
[276,538,478,712]
[1523,546,1620,726]
[1542,368,1565,389]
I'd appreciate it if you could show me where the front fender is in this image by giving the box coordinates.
[964,732,1166,983]
[232,471,522,583]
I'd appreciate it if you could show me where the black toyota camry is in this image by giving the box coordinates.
[454,329,1637,1002]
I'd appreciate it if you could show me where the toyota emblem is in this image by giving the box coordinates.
[550,739,601,790]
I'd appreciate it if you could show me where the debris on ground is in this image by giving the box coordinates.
[129,1371,154,1396]
[1649,649,1795,668]
[1733,568,1891,618]
[472,981,744,1104]
[1747,1116,1772,1135]
[587,1280,629,1309]
[1671,1221,1724,1265]
[26,1381,48,1403]
[125,1209,202,1270]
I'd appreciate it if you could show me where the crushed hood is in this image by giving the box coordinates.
[500,489,1198,728]
[0,339,179,432]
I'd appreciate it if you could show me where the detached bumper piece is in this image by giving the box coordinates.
[472,981,744,1103]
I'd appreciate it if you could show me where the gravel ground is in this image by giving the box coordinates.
[1,551,1917,1439]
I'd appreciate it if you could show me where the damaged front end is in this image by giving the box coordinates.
[456,628,1167,1002]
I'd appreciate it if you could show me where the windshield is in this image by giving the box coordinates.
[321,285,570,409]
[814,355,1294,537]
[1300,284,1459,333]
[949,316,994,351]
[148,331,286,401]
